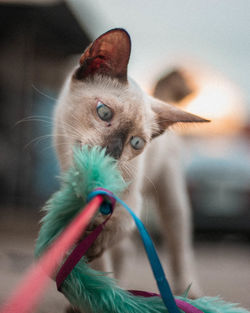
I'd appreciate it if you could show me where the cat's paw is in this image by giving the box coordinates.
[82,208,132,262]
[84,230,107,261]
[83,215,115,261]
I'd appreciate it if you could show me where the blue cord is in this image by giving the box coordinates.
[87,189,180,313]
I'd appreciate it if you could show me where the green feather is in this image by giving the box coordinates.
[35,146,250,313]
[35,146,126,257]
[177,297,250,313]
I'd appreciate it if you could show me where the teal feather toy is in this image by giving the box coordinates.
[33,146,249,313]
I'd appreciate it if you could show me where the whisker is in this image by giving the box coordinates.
[23,133,70,150]
[24,134,54,150]
[15,115,54,127]
[40,142,70,154]
[32,84,57,101]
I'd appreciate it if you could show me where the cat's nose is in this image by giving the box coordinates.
[105,137,123,160]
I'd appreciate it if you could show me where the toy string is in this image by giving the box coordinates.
[0,196,103,313]
[0,190,202,313]
[57,189,203,313]
[56,210,113,291]
[87,189,181,313]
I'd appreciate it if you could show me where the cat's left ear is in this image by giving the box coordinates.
[74,28,131,82]
[151,98,209,138]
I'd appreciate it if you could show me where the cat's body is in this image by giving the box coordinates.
[54,29,207,300]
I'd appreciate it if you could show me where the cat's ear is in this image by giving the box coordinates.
[74,28,131,82]
[151,98,209,138]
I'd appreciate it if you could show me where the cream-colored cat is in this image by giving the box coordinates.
[54,28,207,298]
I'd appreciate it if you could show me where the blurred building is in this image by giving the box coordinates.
[0,1,90,208]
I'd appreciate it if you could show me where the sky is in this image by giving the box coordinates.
[67,0,250,113]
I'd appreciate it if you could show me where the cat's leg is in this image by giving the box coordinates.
[108,177,144,279]
[109,242,127,279]
[108,236,136,281]
[84,204,134,262]
[85,162,144,263]
[155,158,202,298]
[90,252,111,272]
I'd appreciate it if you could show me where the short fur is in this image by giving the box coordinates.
[53,28,208,297]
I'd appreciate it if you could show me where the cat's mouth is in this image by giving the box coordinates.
[76,136,124,161]
[73,142,133,181]
[104,137,123,160]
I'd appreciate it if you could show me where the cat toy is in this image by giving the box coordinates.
[0,146,249,313]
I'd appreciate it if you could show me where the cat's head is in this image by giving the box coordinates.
[54,29,208,173]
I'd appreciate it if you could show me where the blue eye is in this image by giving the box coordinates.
[130,136,145,150]
[96,101,113,122]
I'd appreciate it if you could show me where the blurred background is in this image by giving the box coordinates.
[0,0,249,312]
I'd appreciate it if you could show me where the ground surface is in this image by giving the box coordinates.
[0,208,250,312]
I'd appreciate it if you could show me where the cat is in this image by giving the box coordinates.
[53,28,208,299]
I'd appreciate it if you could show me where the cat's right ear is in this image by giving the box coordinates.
[74,28,131,82]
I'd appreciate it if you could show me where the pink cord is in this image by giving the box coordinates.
[0,196,103,313]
